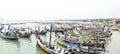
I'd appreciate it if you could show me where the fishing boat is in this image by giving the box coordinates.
[70,30,82,37]
[81,46,105,53]
[18,27,32,37]
[81,33,106,53]
[46,23,64,32]
[32,25,47,34]
[0,32,20,40]
[55,32,79,49]
[32,29,47,34]
[36,38,66,54]
[36,22,67,54]
[55,34,68,47]
[90,30,112,38]
[46,28,64,32]
[0,25,20,40]
[61,24,74,31]
[19,32,31,37]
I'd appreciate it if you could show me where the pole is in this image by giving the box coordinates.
[49,33,52,46]
[49,22,52,46]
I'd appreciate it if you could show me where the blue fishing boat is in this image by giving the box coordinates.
[81,33,105,53]
[54,32,79,49]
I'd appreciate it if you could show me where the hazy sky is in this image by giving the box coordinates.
[0,0,120,20]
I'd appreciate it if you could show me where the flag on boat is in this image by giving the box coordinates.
[50,22,52,32]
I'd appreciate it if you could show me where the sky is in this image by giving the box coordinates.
[0,0,120,20]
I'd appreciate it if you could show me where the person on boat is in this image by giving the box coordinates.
[68,31,72,36]
[41,29,45,33]
[50,45,55,50]
[10,31,14,36]
[44,26,47,31]
[102,25,105,31]
[6,31,9,36]
[8,24,11,30]
[37,25,41,32]
[86,38,94,44]
[55,31,59,38]
[61,32,64,39]
[67,45,72,52]
[58,36,60,38]
[55,31,58,34]
[14,31,18,37]
[110,31,112,36]
[64,32,67,40]
[62,31,64,34]
[13,32,16,37]
[102,43,105,51]
[64,49,69,54]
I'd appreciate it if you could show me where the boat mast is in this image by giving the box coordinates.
[49,22,52,46]
[95,32,99,48]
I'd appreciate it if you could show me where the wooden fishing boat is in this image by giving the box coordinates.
[20,32,32,37]
[46,23,64,32]
[70,30,82,37]
[81,34,105,53]
[33,25,47,34]
[0,32,20,40]
[61,23,74,31]
[36,39,65,54]
[55,36,68,47]
[55,34,79,49]
[81,46,105,53]
[18,27,32,37]
[32,30,47,34]
[39,30,47,34]
[90,31,112,38]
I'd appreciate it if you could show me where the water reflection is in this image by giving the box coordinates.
[0,33,47,54]
[0,37,20,54]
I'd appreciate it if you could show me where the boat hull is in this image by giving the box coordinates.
[81,47,105,53]
[32,31,47,34]
[36,39,58,54]
[0,34,19,40]
[20,33,32,37]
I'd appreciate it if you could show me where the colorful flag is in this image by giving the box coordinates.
[50,22,52,32]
